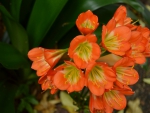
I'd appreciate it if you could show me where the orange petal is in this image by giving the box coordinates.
[68,35,85,58]
[86,34,97,42]
[129,31,142,44]
[28,47,44,61]
[106,18,116,32]
[113,57,134,68]
[50,88,57,94]
[88,81,105,96]
[73,53,88,69]
[53,71,69,90]
[74,74,85,90]
[67,73,85,92]
[91,43,101,60]
[113,26,131,41]
[31,60,50,76]
[120,42,130,52]
[38,75,47,84]
[89,93,104,112]
[103,90,127,110]
[134,54,146,64]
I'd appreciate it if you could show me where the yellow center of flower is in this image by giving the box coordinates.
[75,41,92,63]
[116,66,135,85]
[81,19,94,29]
[64,65,80,85]
[104,32,120,50]
[88,65,106,86]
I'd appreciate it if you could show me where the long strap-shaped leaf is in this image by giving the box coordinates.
[0,5,29,55]
[0,42,29,69]
[10,0,22,22]
[26,0,68,48]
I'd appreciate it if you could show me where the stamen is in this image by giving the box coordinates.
[89,65,107,86]
[64,65,80,85]
[75,41,92,62]
[132,19,139,25]
[81,19,94,29]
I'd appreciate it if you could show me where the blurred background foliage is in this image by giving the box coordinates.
[0,0,150,113]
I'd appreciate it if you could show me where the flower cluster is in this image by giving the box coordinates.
[28,5,150,113]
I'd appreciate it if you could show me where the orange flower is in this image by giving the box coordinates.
[103,90,127,110]
[89,93,113,113]
[53,61,85,93]
[113,57,139,85]
[101,19,131,56]
[125,44,146,64]
[38,69,57,94]
[28,47,50,76]
[89,87,132,113]
[85,62,116,96]
[76,10,99,35]
[137,26,150,57]
[68,34,101,69]
[125,31,146,64]
[28,47,68,76]
[113,5,132,26]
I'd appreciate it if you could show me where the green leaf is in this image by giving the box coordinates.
[0,4,13,19]
[17,99,26,113]
[25,96,39,105]
[0,84,17,113]
[135,0,150,27]
[60,91,78,113]
[0,69,18,113]
[143,78,150,84]
[0,0,10,11]
[0,42,29,69]
[10,0,22,21]
[0,5,29,55]
[26,0,68,47]
[25,102,34,113]
[18,99,34,113]
[42,0,143,48]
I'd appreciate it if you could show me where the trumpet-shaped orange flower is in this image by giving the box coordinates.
[28,47,68,76]
[89,86,133,113]
[113,5,132,26]
[85,62,116,96]
[53,61,85,93]
[102,20,131,56]
[113,57,139,85]
[38,69,57,94]
[137,26,150,57]
[103,90,127,110]
[89,93,113,113]
[125,31,146,64]
[125,44,146,64]
[76,10,99,35]
[68,34,101,69]
[28,47,50,76]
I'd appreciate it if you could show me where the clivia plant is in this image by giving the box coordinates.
[28,5,150,113]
